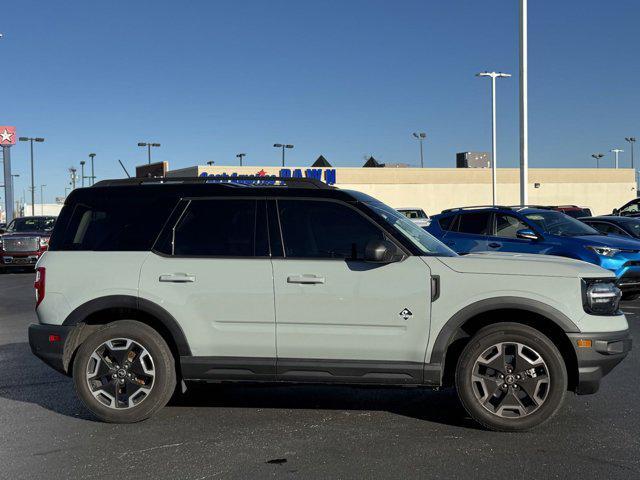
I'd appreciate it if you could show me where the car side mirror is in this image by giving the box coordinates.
[612,208,620,215]
[516,229,539,241]
[364,239,402,263]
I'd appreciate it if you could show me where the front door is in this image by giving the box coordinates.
[487,212,546,254]
[271,199,432,384]
[139,198,277,380]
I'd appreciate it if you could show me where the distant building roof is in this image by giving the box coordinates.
[363,156,384,168]
[311,155,332,167]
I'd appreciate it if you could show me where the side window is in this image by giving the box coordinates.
[438,215,458,231]
[277,200,384,259]
[621,203,639,215]
[173,199,268,257]
[591,222,626,236]
[494,214,530,239]
[457,212,491,235]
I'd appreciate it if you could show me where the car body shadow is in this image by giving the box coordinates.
[1,342,478,429]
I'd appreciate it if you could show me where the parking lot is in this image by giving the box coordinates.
[0,271,638,480]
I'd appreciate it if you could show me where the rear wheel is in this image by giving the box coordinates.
[73,320,176,423]
[455,323,567,432]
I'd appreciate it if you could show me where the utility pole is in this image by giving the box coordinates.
[476,72,511,205]
[18,136,45,216]
[611,149,624,169]
[412,133,426,168]
[519,0,529,205]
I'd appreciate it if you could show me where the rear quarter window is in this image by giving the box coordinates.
[49,195,179,251]
[438,215,458,231]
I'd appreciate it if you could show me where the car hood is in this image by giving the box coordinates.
[568,234,640,250]
[436,251,613,278]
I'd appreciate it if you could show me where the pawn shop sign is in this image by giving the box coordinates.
[0,126,16,146]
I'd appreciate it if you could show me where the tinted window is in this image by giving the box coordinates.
[278,200,384,259]
[494,214,529,239]
[588,222,627,236]
[524,211,599,237]
[7,217,55,233]
[52,197,177,251]
[457,212,491,235]
[438,215,457,231]
[173,199,267,257]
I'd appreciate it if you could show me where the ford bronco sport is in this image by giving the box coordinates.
[29,177,631,431]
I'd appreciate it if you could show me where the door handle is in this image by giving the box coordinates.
[159,273,196,283]
[488,242,501,249]
[287,274,325,284]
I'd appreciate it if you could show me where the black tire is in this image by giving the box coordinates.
[73,320,176,423]
[621,292,640,302]
[455,322,567,432]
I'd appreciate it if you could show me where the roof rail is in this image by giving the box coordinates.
[441,205,513,214]
[93,176,334,189]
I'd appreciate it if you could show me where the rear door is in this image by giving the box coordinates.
[139,198,277,379]
[445,211,491,254]
[270,198,432,384]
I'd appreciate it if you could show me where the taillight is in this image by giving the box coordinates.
[39,237,50,249]
[34,267,46,308]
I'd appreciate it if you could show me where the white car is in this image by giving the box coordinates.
[396,207,431,228]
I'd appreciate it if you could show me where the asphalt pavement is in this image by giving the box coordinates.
[1,272,638,479]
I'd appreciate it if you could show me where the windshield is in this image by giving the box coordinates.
[524,210,599,237]
[399,209,428,219]
[365,201,456,256]
[6,217,56,233]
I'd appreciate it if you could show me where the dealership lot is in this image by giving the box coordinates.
[1,272,639,480]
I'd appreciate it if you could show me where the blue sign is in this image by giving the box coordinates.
[199,168,337,185]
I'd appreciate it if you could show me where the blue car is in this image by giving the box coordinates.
[426,206,640,300]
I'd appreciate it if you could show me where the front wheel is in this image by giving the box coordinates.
[72,320,176,423]
[455,323,567,432]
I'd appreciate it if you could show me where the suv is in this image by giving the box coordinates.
[427,206,640,301]
[548,205,592,219]
[0,216,56,269]
[612,198,640,217]
[29,178,631,431]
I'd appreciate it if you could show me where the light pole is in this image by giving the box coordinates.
[40,184,46,215]
[206,161,215,166]
[69,166,77,189]
[18,136,45,216]
[519,0,529,205]
[412,133,426,168]
[137,142,161,164]
[591,153,604,168]
[611,149,624,169]
[11,174,19,201]
[273,144,293,167]
[80,160,87,187]
[477,72,511,205]
[89,153,96,185]
[236,153,246,166]
[625,137,636,168]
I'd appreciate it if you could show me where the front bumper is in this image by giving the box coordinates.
[28,323,75,375]
[568,329,632,395]
[1,252,41,267]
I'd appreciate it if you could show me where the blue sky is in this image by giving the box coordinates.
[2,0,639,202]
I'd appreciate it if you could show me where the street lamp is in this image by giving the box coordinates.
[412,133,427,168]
[68,166,78,189]
[18,136,45,216]
[88,153,96,185]
[611,149,624,169]
[591,153,604,168]
[625,137,636,168]
[273,144,294,167]
[40,184,46,215]
[80,160,88,187]
[11,174,19,198]
[477,71,511,205]
[137,142,161,164]
[519,0,529,205]
[206,161,215,166]
[236,153,246,166]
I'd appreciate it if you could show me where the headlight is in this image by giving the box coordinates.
[585,246,621,257]
[582,279,621,315]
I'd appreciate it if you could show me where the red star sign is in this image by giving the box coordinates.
[0,126,16,146]
[257,169,267,177]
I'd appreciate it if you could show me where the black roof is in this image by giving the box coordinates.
[363,156,384,168]
[71,176,354,204]
[311,155,332,167]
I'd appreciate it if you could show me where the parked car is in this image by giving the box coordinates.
[612,198,640,217]
[29,178,630,431]
[547,205,592,219]
[427,206,640,300]
[0,216,56,270]
[396,207,431,227]
[581,216,640,240]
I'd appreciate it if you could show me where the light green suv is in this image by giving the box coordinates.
[29,177,631,431]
